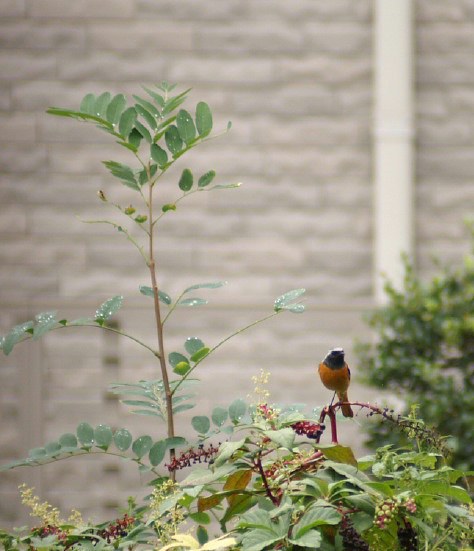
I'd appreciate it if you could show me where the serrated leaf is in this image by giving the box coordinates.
[229,399,247,423]
[185,337,205,355]
[177,109,196,144]
[198,170,216,188]
[274,288,306,312]
[165,125,183,156]
[196,102,213,137]
[94,424,113,449]
[212,407,228,427]
[58,433,78,449]
[264,428,295,450]
[118,106,137,137]
[103,161,139,190]
[150,144,168,166]
[77,422,94,446]
[80,93,96,114]
[95,295,123,322]
[95,92,111,118]
[179,168,193,191]
[149,440,167,466]
[106,94,127,124]
[192,416,211,434]
[132,435,153,458]
[114,428,132,451]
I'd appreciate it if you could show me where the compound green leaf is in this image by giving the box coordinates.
[179,168,193,191]
[118,106,137,138]
[133,95,161,120]
[139,285,171,305]
[135,119,152,143]
[184,337,205,355]
[106,94,127,124]
[114,428,132,451]
[132,435,153,458]
[44,441,61,456]
[229,399,247,423]
[80,93,96,115]
[150,144,168,167]
[184,281,227,293]
[192,416,211,434]
[58,433,78,449]
[94,424,113,450]
[149,440,167,466]
[274,288,306,311]
[177,109,196,144]
[103,161,139,190]
[95,295,123,323]
[95,92,111,118]
[142,85,165,108]
[165,125,183,156]
[212,406,228,427]
[196,102,213,137]
[198,170,216,188]
[77,422,94,447]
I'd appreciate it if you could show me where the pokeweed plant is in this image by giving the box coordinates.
[1,83,473,550]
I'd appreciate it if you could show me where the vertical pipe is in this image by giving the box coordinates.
[373,0,415,303]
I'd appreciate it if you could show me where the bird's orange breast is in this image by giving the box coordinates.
[318,362,350,393]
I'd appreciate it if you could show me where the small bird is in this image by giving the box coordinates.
[318,348,354,418]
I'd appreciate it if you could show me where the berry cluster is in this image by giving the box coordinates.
[374,498,398,529]
[31,524,67,547]
[398,522,419,550]
[291,420,325,439]
[165,443,219,472]
[98,513,135,543]
[339,515,369,550]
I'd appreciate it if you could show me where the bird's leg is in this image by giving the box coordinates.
[329,391,337,407]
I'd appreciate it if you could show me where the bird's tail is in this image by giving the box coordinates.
[338,391,354,418]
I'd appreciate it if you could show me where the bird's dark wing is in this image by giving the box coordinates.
[346,363,351,380]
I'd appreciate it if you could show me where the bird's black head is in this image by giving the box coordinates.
[323,347,345,369]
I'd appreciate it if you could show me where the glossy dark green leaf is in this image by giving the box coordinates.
[149,440,167,466]
[197,526,209,546]
[229,399,247,423]
[190,347,210,363]
[114,428,133,451]
[132,435,153,458]
[103,161,139,190]
[58,433,78,449]
[165,125,183,156]
[80,93,96,115]
[212,407,228,427]
[192,416,211,434]
[95,92,112,118]
[95,295,123,322]
[77,422,94,446]
[94,424,113,449]
[106,94,127,124]
[118,106,137,137]
[196,102,213,137]
[128,127,142,149]
[179,168,193,191]
[177,109,196,144]
[150,144,168,167]
[198,170,216,188]
[185,337,205,355]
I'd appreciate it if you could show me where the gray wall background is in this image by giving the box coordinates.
[1,0,473,526]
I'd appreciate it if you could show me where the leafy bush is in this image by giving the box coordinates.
[356,248,474,471]
[0,84,473,550]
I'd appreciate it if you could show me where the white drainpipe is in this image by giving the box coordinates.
[373,0,415,303]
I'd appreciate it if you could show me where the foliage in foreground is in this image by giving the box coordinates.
[0,84,473,550]
[356,245,474,471]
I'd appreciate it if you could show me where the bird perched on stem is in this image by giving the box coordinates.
[318,348,354,418]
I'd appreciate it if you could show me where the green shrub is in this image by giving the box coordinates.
[356,246,474,471]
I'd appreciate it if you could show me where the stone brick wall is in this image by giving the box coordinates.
[0,0,473,527]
